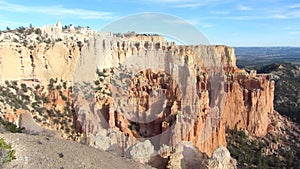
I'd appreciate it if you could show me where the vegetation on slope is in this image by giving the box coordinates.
[0,118,24,133]
[0,138,16,166]
[0,79,77,139]
[226,127,300,168]
[254,63,300,124]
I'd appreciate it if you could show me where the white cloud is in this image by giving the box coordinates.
[269,11,300,19]
[142,0,194,3]
[289,31,300,35]
[0,20,25,29]
[288,3,300,9]
[271,14,288,19]
[0,1,113,20]
[185,19,199,25]
[172,2,205,8]
[163,18,198,25]
[237,5,253,11]
[210,11,231,15]
[201,24,216,28]
[288,11,300,18]
[140,0,222,8]
[283,26,293,30]
[173,0,224,8]
[39,7,113,19]
[202,6,300,21]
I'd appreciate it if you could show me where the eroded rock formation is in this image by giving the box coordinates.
[0,24,274,167]
[73,35,274,157]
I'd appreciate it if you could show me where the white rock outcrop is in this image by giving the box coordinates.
[202,145,237,169]
[167,141,208,169]
[125,140,155,164]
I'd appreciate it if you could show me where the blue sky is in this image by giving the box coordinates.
[0,0,299,46]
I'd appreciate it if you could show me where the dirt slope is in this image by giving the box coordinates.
[0,131,153,169]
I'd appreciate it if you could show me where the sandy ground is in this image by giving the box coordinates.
[0,131,153,169]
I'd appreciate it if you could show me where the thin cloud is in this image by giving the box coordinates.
[202,24,216,28]
[141,0,223,9]
[271,14,288,19]
[0,1,113,20]
[283,27,293,30]
[288,3,300,9]
[270,11,300,19]
[0,20,26,28]
[172,2,205,8]
[289,31,300,35]
[259,4,300,20]
[203,7,300,21]
[164,18,215,28]
[237,5,253,11]
[288,11,300,18]
[172,0,224,9]
[163,18,198,25]
[142,0,195,3]
[40,7,113,19]
[210,11,231,15]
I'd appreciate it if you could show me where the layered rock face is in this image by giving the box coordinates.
[0,25,274,164]
[223,72,274,137]
[74,35,274,157]
[0,22,95,85]
[0,42,80,84]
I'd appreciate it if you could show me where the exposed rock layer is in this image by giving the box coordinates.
[0,27,274,158]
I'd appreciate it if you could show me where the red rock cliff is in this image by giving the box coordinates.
[0,31,274,157]
[75,37,274,156]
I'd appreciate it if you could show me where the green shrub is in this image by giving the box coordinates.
[0,138,16,165]
[20,83,28,93]
[34,28,41,35]
[56,85,62,90]
[0,118,24,133]
[62,82,67,90]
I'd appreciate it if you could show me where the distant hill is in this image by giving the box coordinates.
[235,47,300,67]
